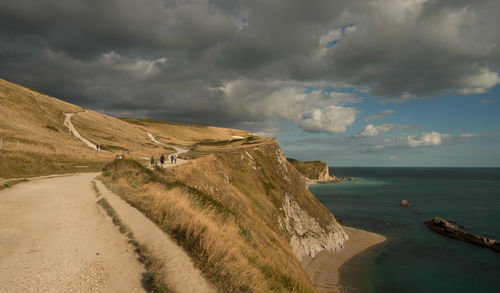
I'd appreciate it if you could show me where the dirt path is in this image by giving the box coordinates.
[0,173,147,292]
[146,132,189,167]
[64,112,97,150]
[95,179,216,293]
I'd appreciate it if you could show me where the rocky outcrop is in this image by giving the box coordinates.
[287,158,338,183]
[425,217,500,252]
[278,194,348,263]
[317,164,331,181]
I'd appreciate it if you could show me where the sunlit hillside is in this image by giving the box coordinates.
[0,79,251,177]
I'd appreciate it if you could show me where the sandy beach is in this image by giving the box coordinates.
[305,226,386,293]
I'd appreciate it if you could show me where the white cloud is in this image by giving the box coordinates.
[99,51,167,75]
[458,68,500,94]
[221,79,360,133]
[319,29,343,47]
[363,131,499,152]
[458,133,479,138]
[362,109,396,121]
[479,99,495,104]
[299,106,357,133]
[406,132,451,147]
[389,155,399,161]
[318,25,357,49]
[354,123,407,137]
[344,25,357,34]
[253,128,281,138]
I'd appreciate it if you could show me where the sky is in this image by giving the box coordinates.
[1,0,499,167]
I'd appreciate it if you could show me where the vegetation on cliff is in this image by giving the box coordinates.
[100,137,346,292]
[1,78,348,292]
[287,158,331,181]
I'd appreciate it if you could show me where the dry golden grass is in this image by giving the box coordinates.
[99,139,330,292]
[70,111,177,159]
[0,79,115,177]
[0,78,250,178]
[1,78,335,292]
[287,158,328,180]
[122,118,251,148]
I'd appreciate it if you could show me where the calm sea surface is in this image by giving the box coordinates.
[308,167,500,293]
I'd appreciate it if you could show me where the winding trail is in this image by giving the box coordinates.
[0,173,216,293]
[0,173,147,292]
[63,111,97,150]
[146,132,189,166]
[95,179,216,293]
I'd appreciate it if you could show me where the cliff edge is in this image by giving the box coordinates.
[1,78,349,292]
[287,158,338,183]
[101,137,348,292]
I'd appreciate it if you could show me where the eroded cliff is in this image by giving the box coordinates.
[101,137,348,292]
[287,158,337,182]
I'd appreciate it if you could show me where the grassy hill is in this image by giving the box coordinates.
[0,79,110,177]
[1,78,347,292]
[0,79,250,177]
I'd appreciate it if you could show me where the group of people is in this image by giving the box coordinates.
[151,153,177,167]
[96,144,103,150]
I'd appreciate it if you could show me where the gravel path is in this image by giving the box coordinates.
[146,132,189,167]
[63,112,97,150]
[0,173,147,292]
[95,179,216,293]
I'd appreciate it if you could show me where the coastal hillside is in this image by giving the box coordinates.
[0,79,249,177]
[0,78,349,292]
[0,79,111,177]
[100,138,348,291]
[287,158,336,182]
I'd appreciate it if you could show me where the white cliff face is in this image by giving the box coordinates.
[318,164,330,181]
[275,148,291,184]
[279,194,348,263]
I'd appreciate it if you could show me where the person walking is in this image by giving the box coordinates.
[96,144,99,150]
[170,154,174,164]
[160,153,165,166]
[150,155,155,167]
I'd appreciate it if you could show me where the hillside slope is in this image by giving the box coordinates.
[0,79,250,177]
[100,137,348,292]
[0,79,111,177]
[1,78,349,292]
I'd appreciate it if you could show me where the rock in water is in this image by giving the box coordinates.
[425,217,500,253]
[401,200,409,207]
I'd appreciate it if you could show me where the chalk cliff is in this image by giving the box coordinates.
[103,137,348,291]
[187,139,349,263]
[287,158,337,182]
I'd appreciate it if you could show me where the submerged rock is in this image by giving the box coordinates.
[425,217,500,253]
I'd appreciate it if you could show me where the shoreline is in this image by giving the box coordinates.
[306,178,341,186]
[304,226,386,293]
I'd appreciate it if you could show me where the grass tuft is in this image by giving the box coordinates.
[97,197,171,292]
[0,179,29,191]
[92,181,101,197]
[45,125,59,132]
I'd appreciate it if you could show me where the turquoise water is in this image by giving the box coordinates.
[309,167,500,293]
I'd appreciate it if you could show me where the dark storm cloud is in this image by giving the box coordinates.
[1,0,499,133]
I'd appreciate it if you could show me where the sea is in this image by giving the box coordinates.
[308,167,500,293]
